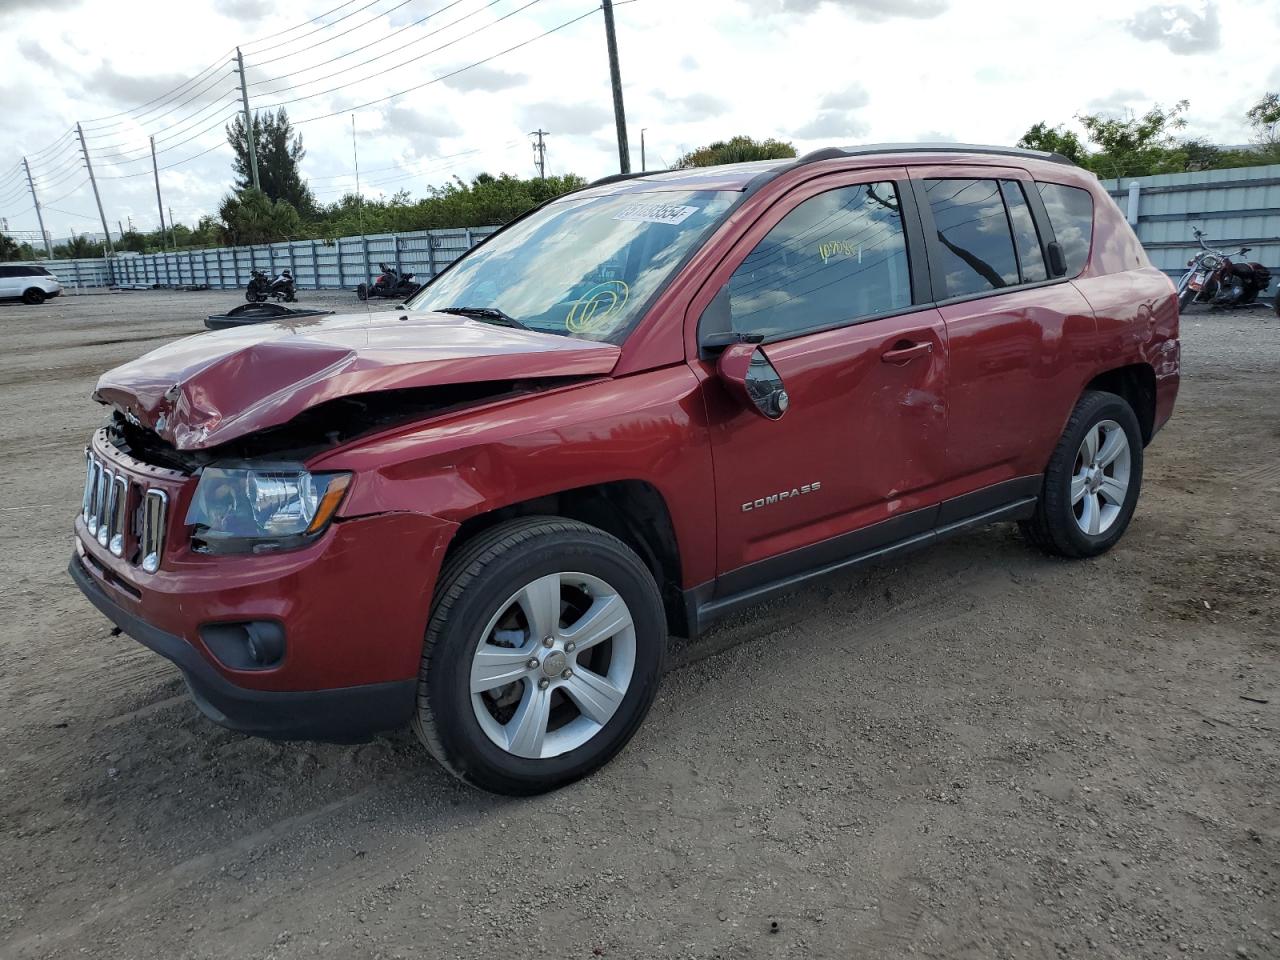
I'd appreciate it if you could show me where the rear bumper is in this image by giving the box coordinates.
[70,555,416,741]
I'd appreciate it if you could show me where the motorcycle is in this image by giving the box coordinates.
[245,269,298,303]
[357,263,420,301]
[1176,229,1272,313]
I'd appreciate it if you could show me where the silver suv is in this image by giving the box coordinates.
[0,264,62,304]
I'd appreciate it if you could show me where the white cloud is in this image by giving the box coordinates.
[0,0,1275,240]
[1126,3,1220,54]
[793,86,870,140]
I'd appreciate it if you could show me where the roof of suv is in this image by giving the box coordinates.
[589,143,1075,193]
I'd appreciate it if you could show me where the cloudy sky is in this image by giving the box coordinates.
[1,0,1277,242]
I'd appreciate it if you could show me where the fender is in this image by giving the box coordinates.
[311,364,719,588]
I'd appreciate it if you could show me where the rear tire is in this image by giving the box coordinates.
[356,283,368,301]
[412,517,666,795]
[1021,390,1144,559]
[22,288,46,305]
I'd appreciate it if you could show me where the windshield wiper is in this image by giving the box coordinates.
[435,306,530,330]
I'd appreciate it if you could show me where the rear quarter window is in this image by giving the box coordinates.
[1036,182,1094,277]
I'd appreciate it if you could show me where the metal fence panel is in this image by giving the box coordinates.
[23,224,500,292]
[1099,163,1280,278]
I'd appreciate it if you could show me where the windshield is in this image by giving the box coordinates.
[408,188,737,342]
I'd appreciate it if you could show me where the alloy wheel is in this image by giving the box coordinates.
[469,572,636,760]
[1071,419,1131,536]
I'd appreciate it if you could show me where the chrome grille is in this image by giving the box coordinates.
[141,490,168,573]
[80,448,169,572]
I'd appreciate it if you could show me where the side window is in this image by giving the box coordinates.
[1036,182,1094,277]
[999,180,1048,283]
[924,178,1019,298]
[727,181,911,339]
[0,267,17,278]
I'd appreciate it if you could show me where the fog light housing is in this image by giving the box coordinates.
[200,621,286,670]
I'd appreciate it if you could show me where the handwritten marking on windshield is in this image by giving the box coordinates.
[567,281,630,333]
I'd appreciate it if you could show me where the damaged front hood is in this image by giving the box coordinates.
[95,310,621,450]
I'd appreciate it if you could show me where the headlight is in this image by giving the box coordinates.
[1199,255,1219,269]
[185,466,351,554]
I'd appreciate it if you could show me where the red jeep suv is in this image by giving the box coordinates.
[71,145,1180,794]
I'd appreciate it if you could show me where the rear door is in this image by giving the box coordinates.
[0,267,19,297]
[910,167,1097,493]
[688,170,951,591]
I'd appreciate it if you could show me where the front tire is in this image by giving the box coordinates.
[22,288,46,305]
[1021,390,1144,558]
[1177,286,1195,313]
[412,517,666,795]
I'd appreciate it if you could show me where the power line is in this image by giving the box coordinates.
[84,77,238,152]
[262,3,593,126]
[27,129,78,161]
[90,92,242,163]
[98,139,232,179]
[246,0,415,65]
[45,178,91,209]
[254,0,548,110]
[247,0,486,90]
[239,0,367,49]
[80,53,237,129]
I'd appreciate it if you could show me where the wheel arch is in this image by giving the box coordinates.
[1084,363,1157,445]
[441,480,690,638]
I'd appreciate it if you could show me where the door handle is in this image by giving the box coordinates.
[881,341,933,364]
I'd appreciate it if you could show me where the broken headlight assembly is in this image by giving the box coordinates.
[185,466,351,555]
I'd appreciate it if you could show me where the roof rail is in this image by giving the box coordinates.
[795,142,1075,167]
[586,169,670,188]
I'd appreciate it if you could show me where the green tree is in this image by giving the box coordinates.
[226,108,316,215]
[674,136,797,168]
[118,230,149,254]
[1,233,30,260]
[1246,92,1280,153]
[1075,100,1190,178]
[1016,123,1088,164]
[53,234,103,258]
[218,188,302,245]
[304,173,587,237]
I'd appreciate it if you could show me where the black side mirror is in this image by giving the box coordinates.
[716,343,789,420]
[1046,241,1068,278]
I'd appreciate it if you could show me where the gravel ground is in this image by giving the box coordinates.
[0,289,1276,960]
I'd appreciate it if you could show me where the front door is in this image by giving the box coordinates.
[689,171,950,594]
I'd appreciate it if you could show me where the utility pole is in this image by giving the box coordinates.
[118,219,125,238]
[75,122,114,256]
[530,129,548,179]
[236,47,261,191]
[22,157,54,259]
[150,135,170,251]
[640,128,647,172]
[600,0,630,174]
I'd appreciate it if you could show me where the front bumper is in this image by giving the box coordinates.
[71,555,417,741]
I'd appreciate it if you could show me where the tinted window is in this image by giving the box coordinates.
[925,179,1019,297]
[1000,181,1048,283]
[0,267,16,278]
[1037,182,1094,277]
[727,181,911,339]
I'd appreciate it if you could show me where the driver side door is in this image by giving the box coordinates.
[689,170,951,600]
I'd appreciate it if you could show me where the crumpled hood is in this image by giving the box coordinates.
[94,310,620,450]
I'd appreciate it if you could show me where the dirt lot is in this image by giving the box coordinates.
[0,288,1276,960]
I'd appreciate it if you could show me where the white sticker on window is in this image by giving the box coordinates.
[612,201,698,225]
